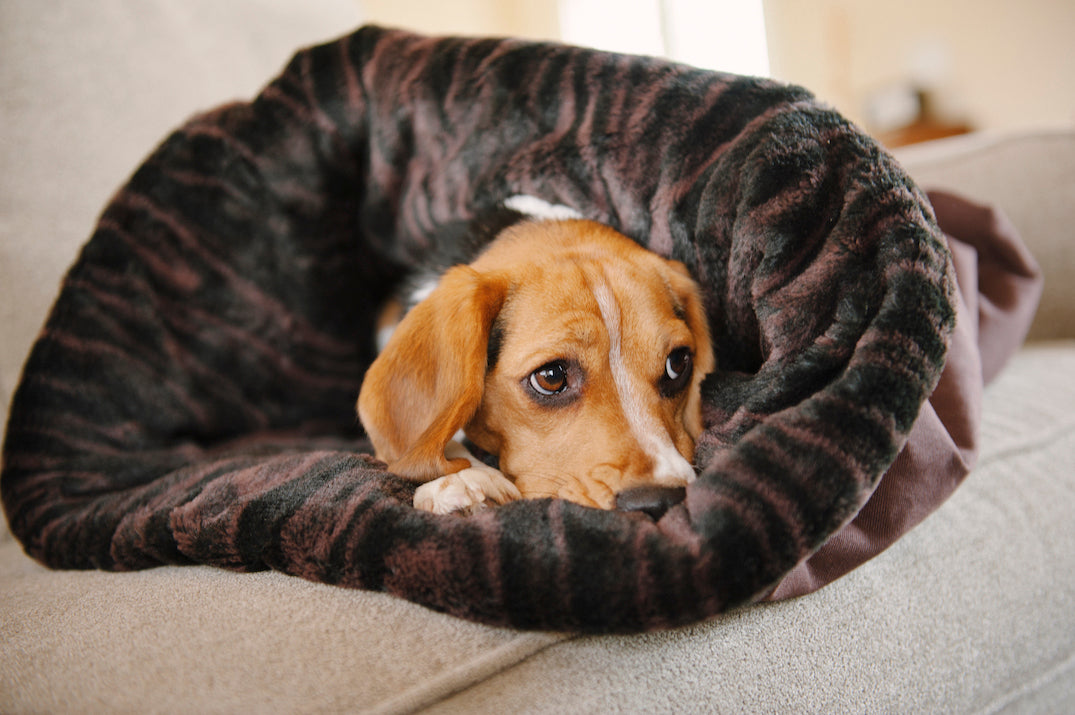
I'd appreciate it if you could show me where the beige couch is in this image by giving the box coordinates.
[3,3,1073,712]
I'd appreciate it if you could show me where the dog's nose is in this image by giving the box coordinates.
[615,485,687,520]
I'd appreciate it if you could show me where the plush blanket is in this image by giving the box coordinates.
[1,26,1033,632]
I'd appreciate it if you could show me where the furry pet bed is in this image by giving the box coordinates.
[2,26,981,632]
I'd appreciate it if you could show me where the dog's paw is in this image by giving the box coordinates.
[413,468,521,515]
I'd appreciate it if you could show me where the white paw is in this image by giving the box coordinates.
[414,467,522,515]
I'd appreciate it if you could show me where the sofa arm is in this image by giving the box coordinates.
[895,130,1075,341]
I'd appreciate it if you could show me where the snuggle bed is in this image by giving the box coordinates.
[4,25,1001,633]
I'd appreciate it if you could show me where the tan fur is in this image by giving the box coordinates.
[358,219,714,511]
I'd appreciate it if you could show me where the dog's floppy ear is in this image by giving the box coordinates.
[358,266,508,482]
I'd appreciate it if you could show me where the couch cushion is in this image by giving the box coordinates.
[0,536,566,712]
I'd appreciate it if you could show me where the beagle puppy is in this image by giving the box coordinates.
[358,198,714,515]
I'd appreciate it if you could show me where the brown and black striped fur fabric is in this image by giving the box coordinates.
[1,26,954,632]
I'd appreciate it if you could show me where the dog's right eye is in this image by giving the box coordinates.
[659,347,693,398]
[529,362,569,396]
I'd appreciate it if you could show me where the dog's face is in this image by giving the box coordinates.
[358,219,714,509]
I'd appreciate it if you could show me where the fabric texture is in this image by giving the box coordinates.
[3,25,974,632]
[768,189,1042,599]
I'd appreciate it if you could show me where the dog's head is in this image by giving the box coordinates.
[358,218,714,509]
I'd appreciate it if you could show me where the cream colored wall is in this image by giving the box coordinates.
[763,0,1075,133]
[358,0,559,41]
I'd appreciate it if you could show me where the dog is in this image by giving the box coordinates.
[358,197,714,515]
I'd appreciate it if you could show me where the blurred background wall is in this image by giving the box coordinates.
[763,0,1074,143]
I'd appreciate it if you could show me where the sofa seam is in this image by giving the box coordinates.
[975,644,1075,714]
[368,631,577,715]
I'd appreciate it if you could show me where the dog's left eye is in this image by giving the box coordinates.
[660,347,693,397]
[529,362,569,396]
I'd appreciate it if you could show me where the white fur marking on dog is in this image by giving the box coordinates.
[504,195,583,221]
[408,277,439,306]
[375,325,395,354]
[591,282,696,486]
